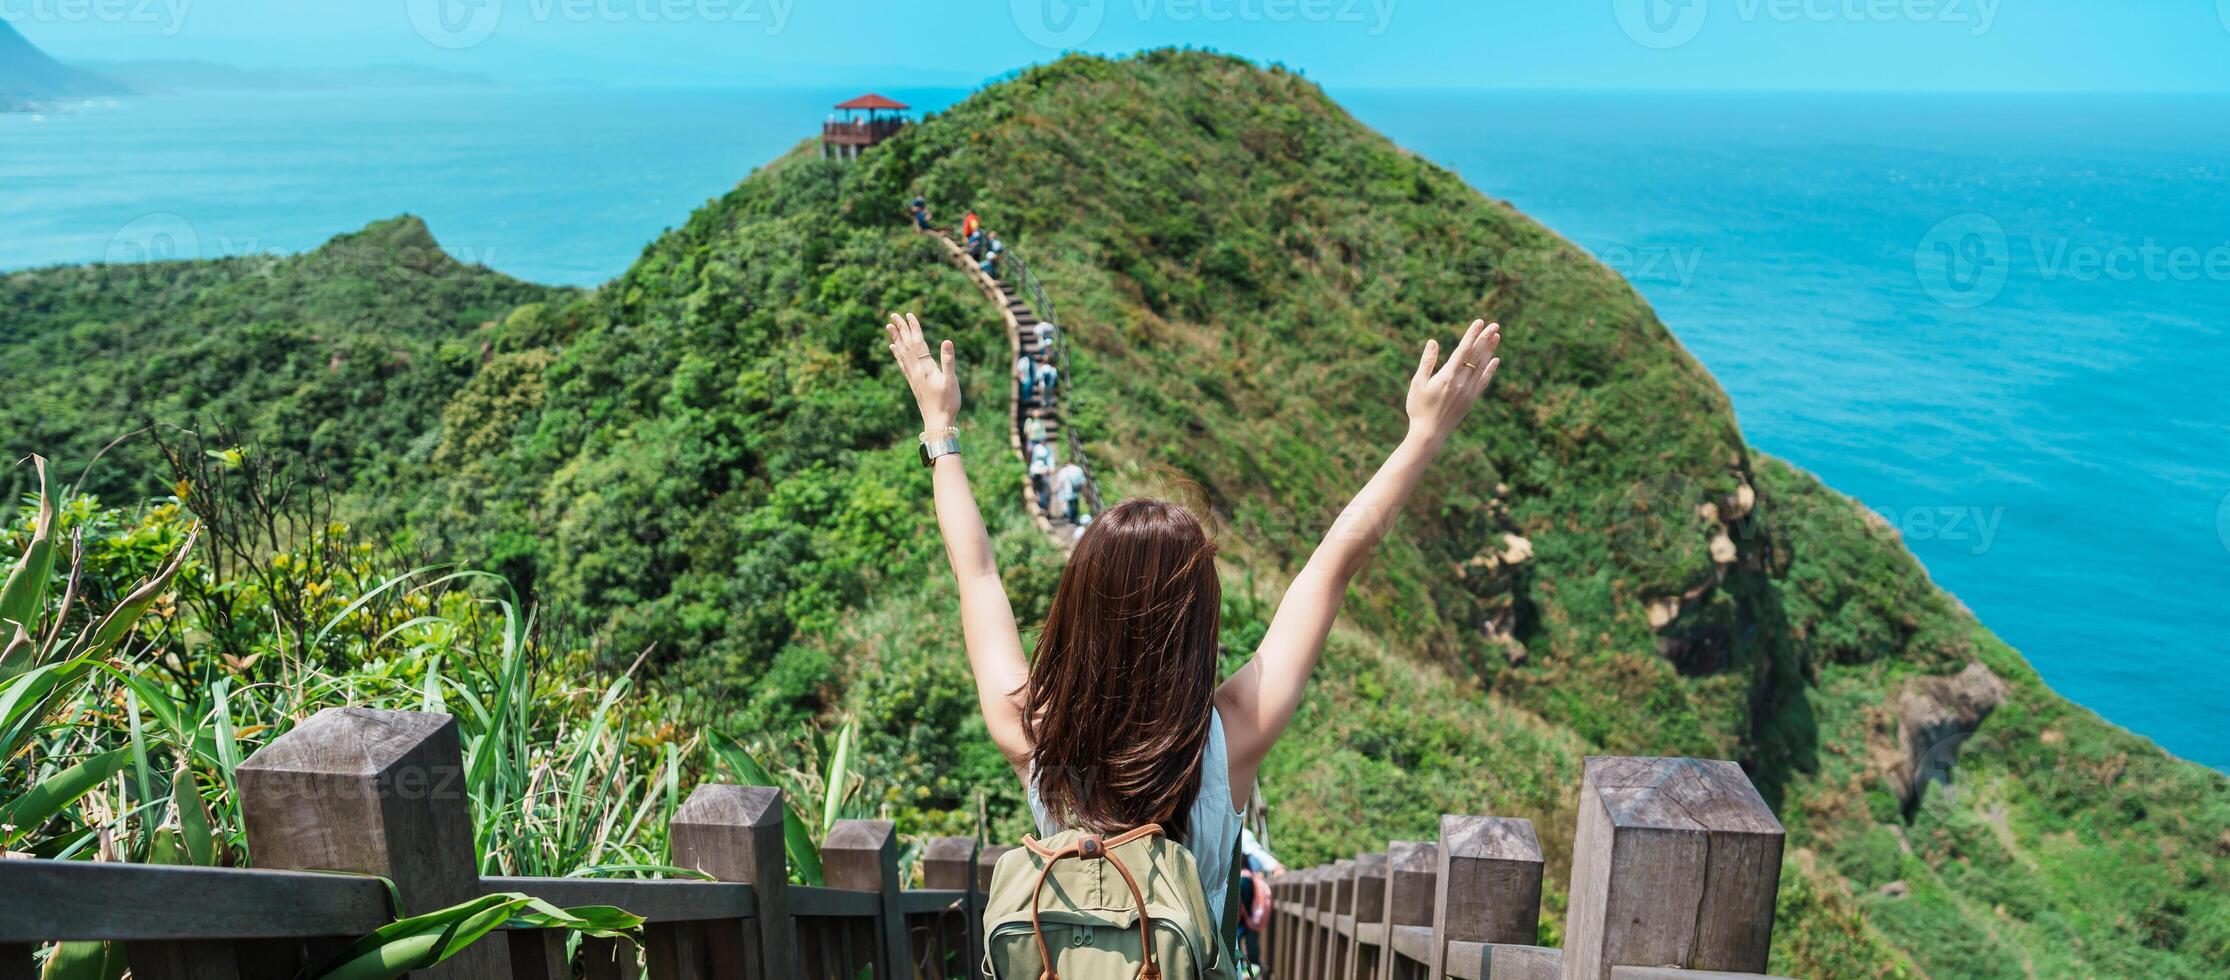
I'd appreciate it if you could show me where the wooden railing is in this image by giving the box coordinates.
[824,118,905,146]
[1,708,1797,980]
[0,707,985,980]
[1268,757,1795,980]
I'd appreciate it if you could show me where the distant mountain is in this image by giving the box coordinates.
[0,19,125,108]
[82,58,496,94]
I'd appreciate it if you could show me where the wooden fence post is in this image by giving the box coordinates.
[1303,866,1329,980]
[1431,815,1544,980]
[1378,841,1436,980]
[234,707,505,979]
[922,836,983,978]
[825,820,908,980]
[976,842,1017,892]
[671,784,792,980]
[1325,858,1357,980]
[1271,871,1295,978]
[1561,757,1784,980]
[1346,852,1387,980]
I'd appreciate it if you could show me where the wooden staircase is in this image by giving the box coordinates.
[929,230,1097,547]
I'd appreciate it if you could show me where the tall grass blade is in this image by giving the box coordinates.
[70,530,197,660]
[822,717,858,833]
[0,455,56,669]
[39,939,125,980]
[0,747,131,847]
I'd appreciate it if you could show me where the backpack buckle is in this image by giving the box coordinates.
[1077,835,1104,859]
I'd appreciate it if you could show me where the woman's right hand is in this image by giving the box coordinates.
[1405,319,1502,446]
[885,311,961,431]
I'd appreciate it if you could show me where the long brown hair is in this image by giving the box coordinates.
[1024,498,1222,839]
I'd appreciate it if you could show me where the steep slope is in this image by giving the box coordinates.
[822,53,2222,976]
[0,215,566,503]
[0,20,124,107]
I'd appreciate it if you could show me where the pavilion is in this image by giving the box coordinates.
[822,93,909,161]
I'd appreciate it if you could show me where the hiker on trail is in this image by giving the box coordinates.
[1015,353,1037,403]
[910,197,931,231]
[980,232,1004,278]
[878,311,1504,946]
[1053,461,1087,523]
[1023,414,1049,448]
[1034,319,1057,351]
[963,210,981,240]
[1029,441,1057,513]
[1235,827,1284,969]
[1033,359,1060,406]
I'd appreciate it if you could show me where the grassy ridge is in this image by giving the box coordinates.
[0,215,565,504]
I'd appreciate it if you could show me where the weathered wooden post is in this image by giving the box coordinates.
[923,835,984,976]
[235,707,506,979]
[1325,858,1357,980]
[1431,815,1544,979]
[825,819,909,980]
[1346,852,1387,980]
[976,842,1017,892]
[1378,841,1436,980]
[1302,870,1329,977]
[671,784,793,980]
[1284,870,1302,977]
[1562,757,1785,980]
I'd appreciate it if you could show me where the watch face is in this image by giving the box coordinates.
[918,442,932,468]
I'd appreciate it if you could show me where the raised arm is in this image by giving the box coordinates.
[884,312,1033,768]
[1216,319,1503,788]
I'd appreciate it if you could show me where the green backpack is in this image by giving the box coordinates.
[981,823,1241,980]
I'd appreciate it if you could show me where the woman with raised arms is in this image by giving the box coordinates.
[881,310,1503,930]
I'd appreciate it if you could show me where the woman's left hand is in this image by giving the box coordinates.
[885,311,961,431]
[1405,318,1502,447]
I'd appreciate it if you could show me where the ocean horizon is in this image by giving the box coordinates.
[6,83,2224,772]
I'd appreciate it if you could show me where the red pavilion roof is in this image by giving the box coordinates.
[834,93,908,111]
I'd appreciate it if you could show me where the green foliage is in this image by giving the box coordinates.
[0,216,567,505]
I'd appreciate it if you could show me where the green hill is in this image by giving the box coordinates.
[3,50,2223,978]
[0,215,568,503]
[0,20,124,107]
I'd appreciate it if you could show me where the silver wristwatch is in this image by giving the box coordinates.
[919,430,961,468]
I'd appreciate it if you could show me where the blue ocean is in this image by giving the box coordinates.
[5,87,2225,770]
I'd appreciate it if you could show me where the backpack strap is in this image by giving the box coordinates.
[1020,825,1166,980]
[1219,833,1245,950]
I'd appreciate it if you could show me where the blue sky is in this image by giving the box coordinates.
[13,0,2230,92]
